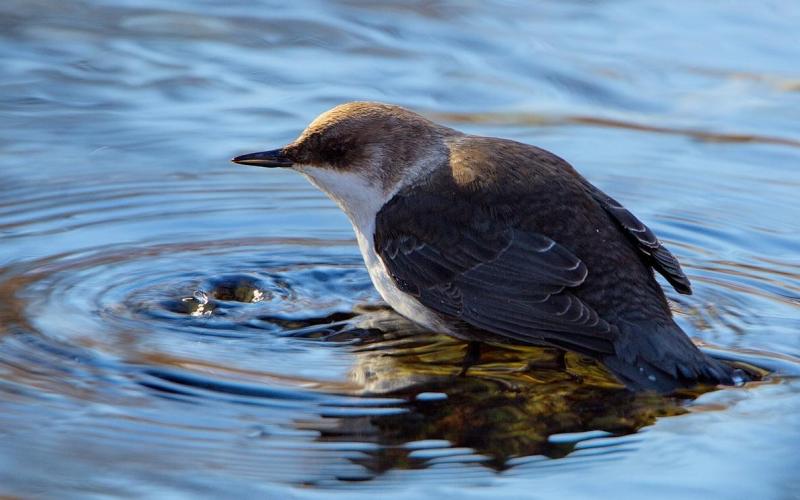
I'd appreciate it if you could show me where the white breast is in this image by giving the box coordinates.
[295,163,449,332]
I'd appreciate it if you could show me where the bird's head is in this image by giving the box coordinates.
[232,102,457,221]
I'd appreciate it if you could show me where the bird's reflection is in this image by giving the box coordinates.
[292,307,696,473]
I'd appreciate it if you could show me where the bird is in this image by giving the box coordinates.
[232,101,736,392]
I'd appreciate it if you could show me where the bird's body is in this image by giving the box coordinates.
[233,101,735,392]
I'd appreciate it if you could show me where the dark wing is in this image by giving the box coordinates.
[374,189,615,356]
[581,183,693,295]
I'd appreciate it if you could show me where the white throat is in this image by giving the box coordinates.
[295,165,389,231]
[294,156,450,332]
[293,145,444,230]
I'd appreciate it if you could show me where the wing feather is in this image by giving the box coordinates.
[582,184,693,294]
[375,194,615,355]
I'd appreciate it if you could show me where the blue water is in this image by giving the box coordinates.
[1,1,799,498]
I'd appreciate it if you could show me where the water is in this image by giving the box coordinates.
[1,1,799,498]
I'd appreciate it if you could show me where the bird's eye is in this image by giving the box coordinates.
[321,138,354,167]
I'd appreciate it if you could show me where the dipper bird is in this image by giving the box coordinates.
[232,101,735,392]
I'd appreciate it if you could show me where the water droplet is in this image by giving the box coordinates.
[732,369,747,387]
[175,290,212,316]
[192,290,209,305]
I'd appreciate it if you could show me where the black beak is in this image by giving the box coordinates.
[231,149,294,168]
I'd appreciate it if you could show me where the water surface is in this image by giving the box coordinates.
[1,1,799,498]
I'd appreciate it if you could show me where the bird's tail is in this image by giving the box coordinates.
[602,319,737,393]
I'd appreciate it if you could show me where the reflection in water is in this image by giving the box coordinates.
[314,312,688,474]
[129,305,764,484]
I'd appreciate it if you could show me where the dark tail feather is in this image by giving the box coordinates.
[602,319,736,393]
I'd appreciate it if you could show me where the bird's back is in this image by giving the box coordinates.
[442,136,670,323]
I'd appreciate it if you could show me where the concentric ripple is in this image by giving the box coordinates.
[0,231,684,486]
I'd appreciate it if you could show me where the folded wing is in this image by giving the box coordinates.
[375,190,615,356]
